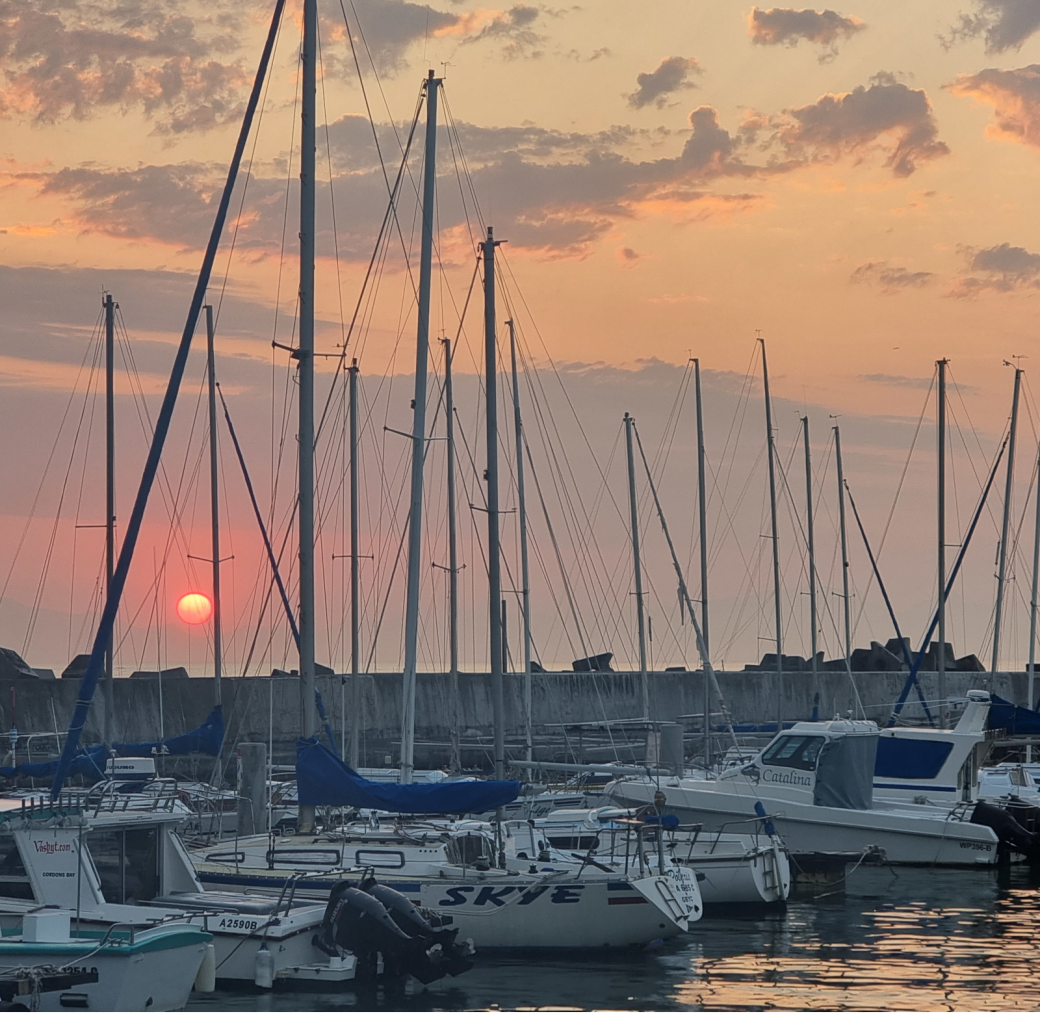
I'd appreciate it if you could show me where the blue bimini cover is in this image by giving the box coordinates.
[296,737,521,814]
[988,695,1040,736]
[114,706,224,758]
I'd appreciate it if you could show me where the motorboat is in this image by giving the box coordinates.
[0,786,347,990]
[604,719,1005,866]
[0,910,209,1011]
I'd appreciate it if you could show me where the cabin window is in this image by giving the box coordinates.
[0,840,34,901]
[87,828,158,904]
[546,835,600,852]
[761,735,825,771]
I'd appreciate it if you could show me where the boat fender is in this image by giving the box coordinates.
[194,943,216,993]
[254,944,275,989]
[754,801,777,837]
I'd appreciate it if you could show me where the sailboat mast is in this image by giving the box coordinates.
[834,424,852,666]
[441,339,461,773]
[483,227,505,782]
[508,321,533,762]
[348,358,360,768]
[991,366,1022,677]
[937,358,948,729]
[297,0,318,829]
[401,71,440,784]
[694,358,710,762]
[760,337,783,731]
[1027,425,1040,760]
[802,416,818,684]
[205,305,222,703]
[624,413,650,720]
[103,293,116,745]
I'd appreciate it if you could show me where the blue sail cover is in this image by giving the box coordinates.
[988,695,1040,736]
[114,705,224,758]
[296,738,521,814]
[0,745,107,781]
[0,707,224,782]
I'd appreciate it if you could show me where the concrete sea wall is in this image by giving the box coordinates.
[0,668,1029,773]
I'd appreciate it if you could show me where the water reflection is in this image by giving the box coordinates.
[186,866,1040,1011]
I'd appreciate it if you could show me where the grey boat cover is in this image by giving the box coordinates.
[813,732,877,810]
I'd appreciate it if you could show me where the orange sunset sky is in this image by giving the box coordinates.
[3,0,1040,679]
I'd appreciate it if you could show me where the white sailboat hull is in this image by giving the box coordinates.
[195,863,693,949]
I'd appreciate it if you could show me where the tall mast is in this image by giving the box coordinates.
[441,338,461,773]
[760,337,783,732]
[694,359,710,763]
[1027,423,1040,760]
[205,305,222,704]
[400,71,440,783]
[624,413,650,720]
[103,293,116,744]
[508,321,533,761]
[802,416,818,685]
[937,358,948,729]
[834,424,852,667]
[483,227,505,782]
[991,366,1022,678]
[297,0,318,829]
[348,359,360,768]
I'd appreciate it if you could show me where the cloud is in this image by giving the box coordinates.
[20,71,949,260]
[944,1,1040,54]
[947,65,1040,148]
[860,373,933,390]
[459,4,547,60]
[774,72,949,177]
[322,0,462,74]
[747,6,866,61]
[0,0,250,133]
[627,56,702,110]
[949,241,1040,295]
[861,372,979,395]
[850,260,934,293]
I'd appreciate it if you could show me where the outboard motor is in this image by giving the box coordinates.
[315,879,473,984]
[971,800,1040,863]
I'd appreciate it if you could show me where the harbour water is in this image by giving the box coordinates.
[185,865,1040,1011]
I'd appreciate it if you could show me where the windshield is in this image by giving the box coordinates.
[761,735,825,771]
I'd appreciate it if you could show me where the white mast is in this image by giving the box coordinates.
[297,0,318,832]
[991,366,1022,677]
[483,227,505,782]
[440,337,461,773]
[693,359,710,762]
[348,359,360,768]
[802,416,818,686]
[833,424,852,667]
[937,358,948,729]
[624,412,650,720]
[205,305,223,705]
[1028,423,1040,761]
[400,71,440,783]
[508,321,534,761]
[760,337,783,732]
[103,292,116,744]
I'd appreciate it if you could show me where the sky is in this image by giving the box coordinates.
[3,0,1040,678]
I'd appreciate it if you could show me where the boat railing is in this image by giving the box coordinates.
[83,780,184,817]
